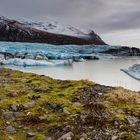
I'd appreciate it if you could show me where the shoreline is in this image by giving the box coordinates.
[2,57,140,92]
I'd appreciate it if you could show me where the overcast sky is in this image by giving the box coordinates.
[0,0,140,47]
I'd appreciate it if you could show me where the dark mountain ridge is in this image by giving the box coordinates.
[0,17,106,45]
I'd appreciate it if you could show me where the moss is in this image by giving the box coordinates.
[0,68,94,139]
[119,132,138,140]
[113,114,127,124]
[0,68,140,140]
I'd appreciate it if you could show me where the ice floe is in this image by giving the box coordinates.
[0,58,73,67]
[121,64,140,80]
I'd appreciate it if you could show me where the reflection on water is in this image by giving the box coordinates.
[3,57,140,91]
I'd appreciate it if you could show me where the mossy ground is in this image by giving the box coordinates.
[0,68,140,140]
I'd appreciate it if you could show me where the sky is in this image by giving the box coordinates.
[0,0,140,48]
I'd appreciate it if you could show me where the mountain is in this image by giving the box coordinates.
[0,16,106,45]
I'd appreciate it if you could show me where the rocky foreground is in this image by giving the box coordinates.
[0,68,140,140]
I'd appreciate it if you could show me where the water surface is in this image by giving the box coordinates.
[4,57,140,91]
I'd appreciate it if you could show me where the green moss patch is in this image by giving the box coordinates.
[0,68,140,140]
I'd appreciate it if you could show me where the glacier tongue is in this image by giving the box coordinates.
[0,41,114,60]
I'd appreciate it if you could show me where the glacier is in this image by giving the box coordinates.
[0,41,118,59]
[121,64,140,80]
[0,41,139,67]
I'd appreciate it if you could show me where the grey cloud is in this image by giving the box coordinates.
[0,0,140,34]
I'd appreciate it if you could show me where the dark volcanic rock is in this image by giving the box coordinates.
[0,17,106,45]
[100,46,140,56]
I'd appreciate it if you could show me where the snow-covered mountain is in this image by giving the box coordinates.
[0,16,105,45]
[18,18,92,38]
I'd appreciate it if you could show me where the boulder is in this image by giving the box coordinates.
[1,112,19,120]
[23,101,36,108]
[26,132,36,137]
[58,132,74,140]
[5,125,16,133]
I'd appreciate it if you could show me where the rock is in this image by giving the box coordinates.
[23,127,28,130]
[6,121,10,125]
[43,137,52,140]
[57,93,65,97]
[73,102,81,106]
[111,136,118,140]
[42,102,64,111]
[1,112,18,120]
[26,132,36,137]
[71,97,80,102]
[113,120,119,128]
[30,95,41,100]
[46,116,52,122]
[58,132,74,140]
[117,109,124,113]
[13,112,19,118]
[63,108,70,115]
[8,136,14,140]
[26,112,31,116]
[5,125,16,133]
[23,101,35,108]
[9,92,18,97]
[80,133,87,139]
[126,116,139,125]
[48,102,57,109]
[93,102,106,110]
[23,114,43,124]
[10,104,18,111]
[98,92,103,96]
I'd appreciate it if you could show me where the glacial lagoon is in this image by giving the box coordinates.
[4,57,140,91]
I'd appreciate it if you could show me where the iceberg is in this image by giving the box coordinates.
[121,64,140,80]
[0,58,73,67]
